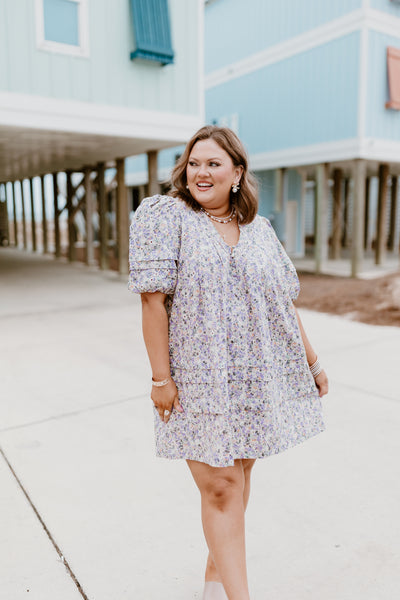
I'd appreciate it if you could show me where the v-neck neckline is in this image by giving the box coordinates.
[199,208,243,251]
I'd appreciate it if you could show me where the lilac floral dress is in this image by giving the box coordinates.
[129,195,325,467]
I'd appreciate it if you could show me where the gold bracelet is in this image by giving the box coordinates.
[152,377,171,387]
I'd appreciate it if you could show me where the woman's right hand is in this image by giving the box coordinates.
[151,379,183,423]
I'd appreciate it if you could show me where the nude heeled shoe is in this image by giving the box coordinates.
[202,581,228,600]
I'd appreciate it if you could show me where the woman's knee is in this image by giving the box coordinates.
[200,469,244,511]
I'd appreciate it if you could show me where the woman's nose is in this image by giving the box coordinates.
[197,163,210,177]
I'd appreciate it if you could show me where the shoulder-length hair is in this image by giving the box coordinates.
[170,125,258,224]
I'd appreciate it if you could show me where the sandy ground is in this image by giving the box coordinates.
[296,271,400,327]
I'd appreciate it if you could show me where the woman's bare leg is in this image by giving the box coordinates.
[188,458,255,600]
[205,459,256,584]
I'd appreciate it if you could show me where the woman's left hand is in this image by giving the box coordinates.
[314,370,329,397]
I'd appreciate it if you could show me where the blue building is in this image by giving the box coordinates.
[127,0,400,277]
[0,0,204,273]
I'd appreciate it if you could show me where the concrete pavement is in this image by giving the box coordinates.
[1,247,399,600]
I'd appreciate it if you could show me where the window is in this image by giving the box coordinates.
[35,0,89,57]
[129,0,174,66]
[386,46,400,110]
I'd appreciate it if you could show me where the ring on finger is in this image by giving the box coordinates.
[164,409,170,417]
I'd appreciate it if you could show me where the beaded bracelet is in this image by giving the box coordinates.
[152,377,171,387]
[309,357,323,379]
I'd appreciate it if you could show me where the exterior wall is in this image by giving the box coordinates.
[206,33,360,155]
[369,0,400,16]
[365,31,400,140]
[0,0,201,116]
[205,0,362,74]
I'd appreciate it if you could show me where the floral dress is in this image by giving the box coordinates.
[129,195,325,467]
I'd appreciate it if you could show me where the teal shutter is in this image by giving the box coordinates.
[130,0,174,66]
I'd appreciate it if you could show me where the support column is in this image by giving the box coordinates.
[116,158,129,275]
[3,183,10,245]
[11,181,18,246]
[332,168,343,259]
[84,167,94,265]
[342,179,350,248]
[351,160,366,278]
[315,163,329,274]
[147,150,160,197]
[364,176,371,251]
[66,171,75,262]
[20,180,27,250]
[41,175,48,254]
[375,163,389,265]
[53,173,61,258]
[29,178,37,252]
[97,162,108,270]
[388,176,398,252]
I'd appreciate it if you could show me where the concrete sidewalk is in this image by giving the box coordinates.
[1,247,399,600]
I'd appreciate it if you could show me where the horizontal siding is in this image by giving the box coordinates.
[0,0,200,116]
[365,30,400,140]
[206,33,360,154]
[205,0,362,73]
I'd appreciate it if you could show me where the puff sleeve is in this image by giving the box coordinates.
[264,218,300,301]
[128,195,182,294]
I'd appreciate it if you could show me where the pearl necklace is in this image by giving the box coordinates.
[200,205,236,224]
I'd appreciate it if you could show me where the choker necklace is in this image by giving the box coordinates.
[200,205,236,224]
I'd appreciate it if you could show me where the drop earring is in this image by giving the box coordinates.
[232,182,240,193]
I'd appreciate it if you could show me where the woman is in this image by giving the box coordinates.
[129,126,328,600]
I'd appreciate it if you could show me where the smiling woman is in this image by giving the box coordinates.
[128,125,328,600]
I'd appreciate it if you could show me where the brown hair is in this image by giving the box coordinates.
[170,125,258,224]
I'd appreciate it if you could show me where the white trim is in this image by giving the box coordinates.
[366,7,400,39]
[205,9,364,89]
[35,0,90,58]
[0,91,203,142]
[126,167,172,187]
[205,6,400,90]
[250,137,400,171]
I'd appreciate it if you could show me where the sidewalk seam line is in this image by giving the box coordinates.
[0,446,90,600]
[0,393,148,433]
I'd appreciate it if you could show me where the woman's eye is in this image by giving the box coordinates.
[210,162,220,167]
[188,161,197,167]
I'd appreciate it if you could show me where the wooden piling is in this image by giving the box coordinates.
[66,171,75,262]
[315,164,329,274]
[351,160,366,278]
[11,181,18,246]
[364,176,370,251]
[20,180,27,250]
[388,176,398,252]
[41,175,48,254]
[147,151,160,197]
[342,179,350,248]
[53,173,61,258]
[97,162,108,270]
[375,163,389,265]
[29,178,37,252]
[84,167,94,265]
[116,158,129,275]
[332,168,342,260]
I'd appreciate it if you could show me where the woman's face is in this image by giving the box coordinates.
[186,138,243,211]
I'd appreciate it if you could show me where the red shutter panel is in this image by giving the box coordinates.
[386,47,400,110]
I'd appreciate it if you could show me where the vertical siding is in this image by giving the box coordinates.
[369,0,400,16]
[205,0,363,73]
[206,33,360,154]
[365,30,400,140]
[0,0,201,116]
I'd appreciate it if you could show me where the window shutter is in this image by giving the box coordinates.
[386,47,400,110]
[130,0,174,66]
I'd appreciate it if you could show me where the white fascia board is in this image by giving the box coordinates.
[359,138,400,162]
[206,9,364,89]
[0,92,202,142]
[250,139,362,171]
[366,8,400,39]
